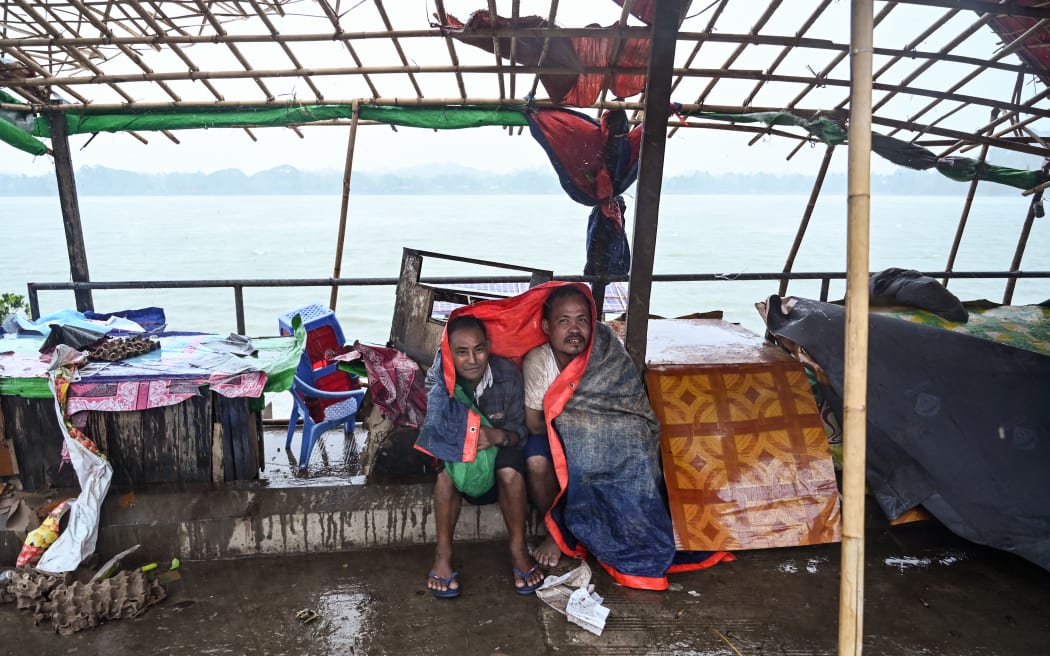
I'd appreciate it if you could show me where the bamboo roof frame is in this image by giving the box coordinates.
[1,0,1048,164]
[4,5,1048,655]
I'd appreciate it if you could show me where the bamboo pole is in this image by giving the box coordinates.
[695,0,783,106]
[595,0,636,116]
[330,100,360,311]
[780,144,835,296]
[667,0,732,136]
[745,0,830,109]
[486,0,508,101]
[839,2,872,655]
[433,0,469,99]
[1003,190,1043,304]
[947,87,1050,156]
[903,0,1050,20]
[526,0,561,99]
[374,0,424,99]
[788,3,893,111]
[943,143,988,287]
[883,17,1044,138]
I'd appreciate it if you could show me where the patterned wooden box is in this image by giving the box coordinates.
[643,319,841,551]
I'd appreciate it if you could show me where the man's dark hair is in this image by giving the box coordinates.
[446,314,488,339]
[542,286,592,321]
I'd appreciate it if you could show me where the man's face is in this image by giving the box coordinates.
[542,294,592,364]
[448,326,490,385]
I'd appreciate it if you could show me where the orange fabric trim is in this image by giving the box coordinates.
[666,551,736,574]
[462,411,481,461]
[447,281,593,364]
[597,560,669,591]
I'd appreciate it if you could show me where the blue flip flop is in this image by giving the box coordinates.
[428,571,461,599]
[512,565,544,595]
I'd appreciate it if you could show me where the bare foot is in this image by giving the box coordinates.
[533,534,562,569]
[427,551,460,596]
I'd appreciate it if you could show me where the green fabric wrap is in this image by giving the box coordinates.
[443,384,496,498]
[26,104,528,138]
[687,110,849,145]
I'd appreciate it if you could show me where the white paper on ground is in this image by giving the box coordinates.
[535,561,610,636]
[566,585,610,635]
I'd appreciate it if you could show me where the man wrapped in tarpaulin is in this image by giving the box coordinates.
[416,281,731,590]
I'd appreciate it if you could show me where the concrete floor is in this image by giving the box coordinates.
[3,521,1049,655]
[4,426,1049,654]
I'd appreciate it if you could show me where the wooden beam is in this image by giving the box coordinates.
[871,114,1050,158]
[48,112,94,313]
[898,0,1050,20]
[625,0,679,373]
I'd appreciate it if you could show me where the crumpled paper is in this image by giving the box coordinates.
[536,561,610,636]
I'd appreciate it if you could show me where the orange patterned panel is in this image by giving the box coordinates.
[648,362,842,551]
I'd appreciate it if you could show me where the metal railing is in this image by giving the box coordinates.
[26,270,1050,334]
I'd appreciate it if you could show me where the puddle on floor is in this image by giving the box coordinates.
[310,587,374,653]
[261,426,369,488]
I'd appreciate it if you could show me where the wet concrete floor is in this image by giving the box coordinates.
[3,521,1048,655]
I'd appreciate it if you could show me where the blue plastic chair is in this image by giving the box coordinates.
[288,374,365,470]
[279,304,359,470]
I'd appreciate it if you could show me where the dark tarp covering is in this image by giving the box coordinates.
[763,296,1050,570]
[686,109,849,146]
[869,268,968,323]
[870,133,1047,191]
[690,110,1049,191]
[525,107,641,277]
[39,324,106,352]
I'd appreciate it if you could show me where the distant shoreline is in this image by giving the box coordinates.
[0,164,1019,196]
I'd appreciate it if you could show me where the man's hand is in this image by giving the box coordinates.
[477,426,507,450]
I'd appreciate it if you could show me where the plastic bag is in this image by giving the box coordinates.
[443,381,496,497]
[444,447,496,497]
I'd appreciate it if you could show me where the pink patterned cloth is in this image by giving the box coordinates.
[353,341,426,428]
[66,371,267,414]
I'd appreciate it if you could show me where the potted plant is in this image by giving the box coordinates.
[0,292,29,335]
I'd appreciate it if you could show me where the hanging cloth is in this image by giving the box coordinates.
[526,107,643,276]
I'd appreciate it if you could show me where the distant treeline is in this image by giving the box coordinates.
[0,164,1019,196]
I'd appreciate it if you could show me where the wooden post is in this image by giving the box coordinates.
[943,144,988,287]
[330,99,360,311]
[1003,191,1042,304]
[780,145,835,296]
[840,2,873,656]
[625,0,679,372]
[48,112,94,312]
